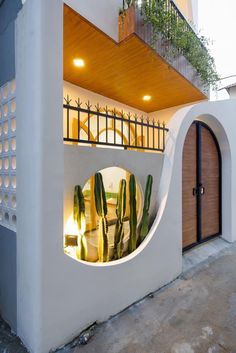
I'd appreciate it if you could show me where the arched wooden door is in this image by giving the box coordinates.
[182,121,221,250]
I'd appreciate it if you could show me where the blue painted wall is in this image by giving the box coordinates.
[0,0,22,86]
[0,226,17,331]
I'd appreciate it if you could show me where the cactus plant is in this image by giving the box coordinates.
[139,175,153,244]
[74,185,87,261]
[113,179,126,259]
[128,174,137,253]
[94,172,109,262]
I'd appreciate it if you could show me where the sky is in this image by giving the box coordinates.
[198,0,236,99]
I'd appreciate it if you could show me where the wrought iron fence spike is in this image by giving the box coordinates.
[95,103,100,112]
[75,97,82,107]
[85,100,92,110]
[64,95,72,105]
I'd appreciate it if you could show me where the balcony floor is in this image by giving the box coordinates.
[64,5,207,113]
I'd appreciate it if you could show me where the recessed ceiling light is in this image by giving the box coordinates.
[73,58,85,68]
[143,95,151,101]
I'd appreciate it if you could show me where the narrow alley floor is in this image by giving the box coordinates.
[71,241,236,353]
[1,240,236,353]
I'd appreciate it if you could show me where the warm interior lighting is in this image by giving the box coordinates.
[143,95,151,101]
[65,213,78,236]
[73,58,85,68]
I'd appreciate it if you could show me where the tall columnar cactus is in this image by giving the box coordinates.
[128,174,137,253]
[74,185,87,261]
[139,175,153,244]
[114,179,126,260]
[94,172,109,262]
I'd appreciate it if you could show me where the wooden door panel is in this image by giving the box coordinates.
[182,124,197,248]
[200,126,220,238]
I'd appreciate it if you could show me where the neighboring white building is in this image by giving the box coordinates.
[221,82,236,99]
[0,1,235,353]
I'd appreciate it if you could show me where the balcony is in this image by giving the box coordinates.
[64,3,209,113]
[119,0,209,96]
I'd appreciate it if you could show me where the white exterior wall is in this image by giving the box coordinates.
[64,81,146,117]
[16,0,64,352]
[191,0,198,27]
[15,1,236,353]
[228,87,236,99]
[64,0,123,41]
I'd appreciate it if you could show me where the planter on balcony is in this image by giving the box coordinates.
[119,5,209,97]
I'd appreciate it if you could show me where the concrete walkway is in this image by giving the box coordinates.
[70,242,236,353]
[1,240,236,353]
[0,316,27,353]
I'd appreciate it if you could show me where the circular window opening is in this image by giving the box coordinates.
[64,167,154,263]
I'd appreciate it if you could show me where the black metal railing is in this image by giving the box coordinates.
[63,96,168,152]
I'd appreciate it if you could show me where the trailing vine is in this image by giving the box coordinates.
[121,0,219,88]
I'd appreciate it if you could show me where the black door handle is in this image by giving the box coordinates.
[192,185,205,196]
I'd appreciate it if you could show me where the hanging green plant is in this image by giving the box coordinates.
[121,0,219,88]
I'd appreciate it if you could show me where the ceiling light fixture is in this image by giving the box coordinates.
[73,58,85,68]
[143,95,151,101]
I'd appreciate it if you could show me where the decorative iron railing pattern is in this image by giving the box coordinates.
[63,96,168,152]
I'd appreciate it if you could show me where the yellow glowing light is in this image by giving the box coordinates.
[143,95,151,101]
[65,213,78,236]
[73,58,85,68]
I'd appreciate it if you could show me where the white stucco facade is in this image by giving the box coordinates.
[13,1,235,353]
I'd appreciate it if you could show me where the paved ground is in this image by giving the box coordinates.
[0,316,27,353]
[71,242,236,353]
[1,241,236,353]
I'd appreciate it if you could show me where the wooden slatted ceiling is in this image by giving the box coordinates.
[64,5,207,113]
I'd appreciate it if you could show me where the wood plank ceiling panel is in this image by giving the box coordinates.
[64,5,207,113]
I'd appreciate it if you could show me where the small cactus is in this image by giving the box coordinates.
[114,179,126,259]
[74,185,87,261]
[94,172,109,262]
[139,175,153,244]
[128,174,137,253]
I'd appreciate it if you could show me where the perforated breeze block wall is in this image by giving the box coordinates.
[0,80,17,231]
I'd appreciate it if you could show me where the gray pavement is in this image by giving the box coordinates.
[0,316,27,353]
[1,240,236,353]
[71,242,236,353]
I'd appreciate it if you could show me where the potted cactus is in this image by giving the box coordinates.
[94,172,109,262]
[113,179,126,259]
[74,185,88,261]
[128,174,138,253]
[139,174,153,244]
